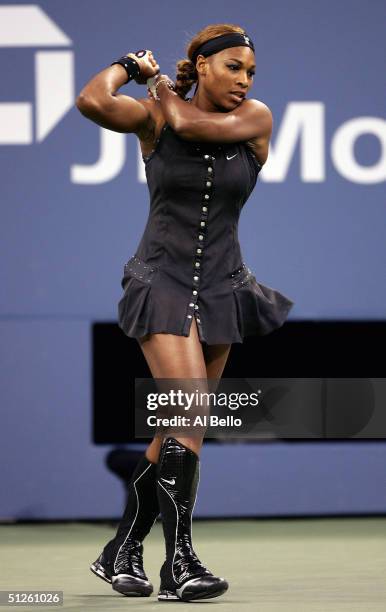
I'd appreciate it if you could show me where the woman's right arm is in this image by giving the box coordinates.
[76,53,158,135]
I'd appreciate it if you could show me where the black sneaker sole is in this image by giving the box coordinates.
[90,560,153,597]
[112,574,153,597]
[158,577,228,602]
[90,561,112,584]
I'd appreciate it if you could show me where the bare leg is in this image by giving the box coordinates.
[138,322,231,601]
[137,320,232,461]
[138,318,206,459]
[203,341,232,380]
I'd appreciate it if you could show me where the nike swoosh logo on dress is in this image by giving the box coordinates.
[161,477,176,485]
[226,153,238,160]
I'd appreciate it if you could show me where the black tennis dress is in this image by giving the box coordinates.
[118,113,294,345]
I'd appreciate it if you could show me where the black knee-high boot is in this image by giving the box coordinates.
[90,454,159,597]
[157,437,228,601]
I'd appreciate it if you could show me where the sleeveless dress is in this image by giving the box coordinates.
[117,113,294,345]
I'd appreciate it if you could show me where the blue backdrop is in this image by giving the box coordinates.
[0,0,385,519]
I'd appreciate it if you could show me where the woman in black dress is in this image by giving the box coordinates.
[77,23,293,602]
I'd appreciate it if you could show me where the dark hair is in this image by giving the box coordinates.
[174,23,246,100]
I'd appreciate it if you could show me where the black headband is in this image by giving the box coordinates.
[191,32,255,68]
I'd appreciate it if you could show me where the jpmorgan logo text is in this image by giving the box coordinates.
[73,103,386,185]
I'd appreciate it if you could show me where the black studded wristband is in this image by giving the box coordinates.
[110,55,141,84]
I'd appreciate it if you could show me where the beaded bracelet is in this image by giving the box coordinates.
[155,78,175,94]
[147,75,175,100]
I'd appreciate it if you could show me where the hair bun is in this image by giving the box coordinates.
[174,58,198,99]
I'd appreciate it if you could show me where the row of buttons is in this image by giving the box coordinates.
[185,152,216,329]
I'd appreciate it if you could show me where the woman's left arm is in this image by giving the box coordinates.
[156,80,272,143]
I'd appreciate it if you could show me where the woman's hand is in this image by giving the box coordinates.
[125,50,160,84]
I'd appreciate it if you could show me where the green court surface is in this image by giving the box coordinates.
[0,518,385,611]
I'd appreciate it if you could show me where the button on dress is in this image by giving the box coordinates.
[118,113,294,345]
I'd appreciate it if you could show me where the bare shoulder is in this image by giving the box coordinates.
[241,99,273,166]
[240,98,273,122]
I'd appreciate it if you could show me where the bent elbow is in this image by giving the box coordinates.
[75,93,114,119]
[75,93,92,114]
